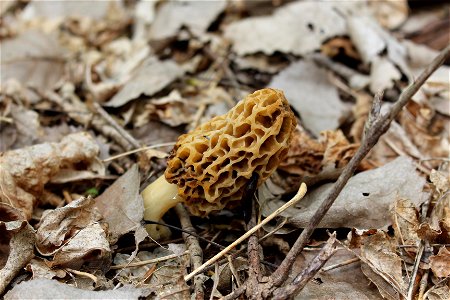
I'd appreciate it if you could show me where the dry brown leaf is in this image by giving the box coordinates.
[1,30,66,90]
[0,220,35,295]
[50,222,111,270]
[266,157,427,229]
[150,0,226,40]
[417,192,450,244]
[391,197,420,250]
[35,196,101,255]
[368,0,409,29]
[429,247,450,278]
[269,60,350,136]
[361,232,407,298]
[95,165,146,244]
[225,1,352,56]
[105,57,184,107]
[114,248,190,299]
[425,285,450,300]
[26,258,66,280]
[0,132,100,220]
[430,170,449,194]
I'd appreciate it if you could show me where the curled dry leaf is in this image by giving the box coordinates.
[0,220,35,295]
[36,196,110,271]
[50,223,111,271]
[26,258,66,280]
[0,132,100,220]
[279,129,362,177]
[361,231,407,298]
[429,247,450,278]
[35,196,101,255]
[391,197,420,251]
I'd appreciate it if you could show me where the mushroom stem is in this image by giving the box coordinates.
[142,175,183,239]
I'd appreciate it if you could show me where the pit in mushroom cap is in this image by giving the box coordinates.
[165,88,297,216]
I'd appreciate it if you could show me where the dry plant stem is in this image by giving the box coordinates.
[110,251,189,269]
[321,256,359,272]
[272,233,336,300]
[185,183,307,282]
[269,44,450,288]
[407,191,434,299]
[246,200,263,300]
[92,102,141,149]
[65,268,98,284]
[174,203,205,300]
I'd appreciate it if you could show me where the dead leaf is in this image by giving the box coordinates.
[0,220,35,295]
[1,30,66,90]
[269,60,350,136]
[105,57,184,107]
[225,2,349,56]
[368,0,409,29]
[150,0,226,40]
[391,198,420,250]
[50,222,111,271]
[430,170,449,194]
[429,247,450,278]
[4,278,149,299]
[0,132,101,219]
[361,232,406,298]
[95,165,146,244]
[35,196,101,255]
[26,258,66,280]
[264,157,427,229]
[370,56,402,93]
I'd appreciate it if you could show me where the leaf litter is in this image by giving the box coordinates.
[0,0,449,299]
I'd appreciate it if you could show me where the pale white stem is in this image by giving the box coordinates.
[141,175,183,239]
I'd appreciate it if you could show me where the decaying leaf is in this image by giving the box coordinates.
[430,170,449,194]
[35,196,103,257]
[150,0,226,40]
[105,57,184,107]
[95,165,147,244]
[361,232,406,298]
[1,30,66,90]
[51,222,111,270]
[0,220,35,295]
[429,247,450,278]
[264,157,427,229]
[26,258,66,280]
[279,129,361,176]
[417,190,450,244]
[225,1,349,56]
[4,278,149,300]
[0,132,101,220]
[368,0,409,29]
[114,247,190,299]
[391,197,420,249]
[269,60,350,136]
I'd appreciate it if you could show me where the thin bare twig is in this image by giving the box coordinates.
[185,183,307,282]
[272,233,336,300]
[92,102,141,149]
[174,204,205,300]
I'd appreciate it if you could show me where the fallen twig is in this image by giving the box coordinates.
[174,204,206,300]
[272,233,336,300]
[185,183,307,282]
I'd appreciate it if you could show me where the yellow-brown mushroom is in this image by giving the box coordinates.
[142,88,297,238]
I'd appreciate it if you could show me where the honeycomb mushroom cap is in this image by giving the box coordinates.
[165,88,297,216]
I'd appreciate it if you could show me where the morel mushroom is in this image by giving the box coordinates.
[142,88,297,238]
